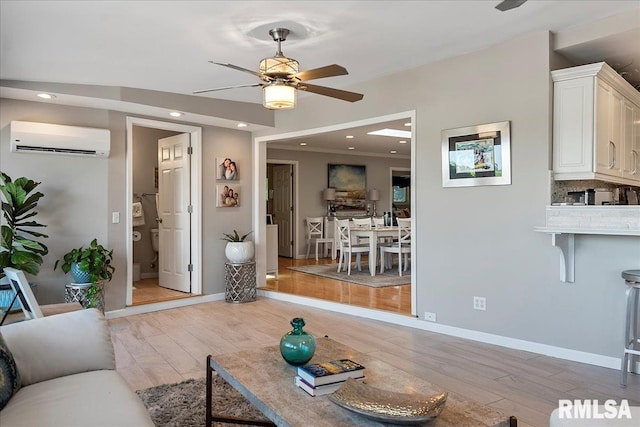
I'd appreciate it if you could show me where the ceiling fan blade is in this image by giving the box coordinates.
[291,64,348,82]
[299,83,364,102]
[209,61,266,79]
[193,83,262,94]
[495,0,527,11]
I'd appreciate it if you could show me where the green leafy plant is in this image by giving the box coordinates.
[221,230,252,242]
[0,172,48,279]
[55,238,115,284]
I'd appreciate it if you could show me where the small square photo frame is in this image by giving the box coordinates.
[217,157,239,181]
[217,184,240,207]
[441,121,511,188]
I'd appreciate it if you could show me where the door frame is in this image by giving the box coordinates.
[253,110,417,316]
[267,159,299,258]
[125,117,202,306]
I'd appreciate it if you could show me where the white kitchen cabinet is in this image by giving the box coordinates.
[266,224,278,278]
[552,62,640,186]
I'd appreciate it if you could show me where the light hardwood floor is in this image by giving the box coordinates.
[110,299,639,427]
[132,277,193,306]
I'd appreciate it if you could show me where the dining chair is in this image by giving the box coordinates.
[372,217,385,227]
[336,219,370,275]
[305,217,333,260]
[351,217,372,245]
[379,221,411,276]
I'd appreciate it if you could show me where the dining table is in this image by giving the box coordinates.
[348,225,400,276]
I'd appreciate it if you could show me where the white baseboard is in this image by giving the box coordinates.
[105,293,224,319]
[140,272,158,279]
[257,290,626,371]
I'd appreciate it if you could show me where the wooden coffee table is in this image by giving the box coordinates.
[206,337,516,426]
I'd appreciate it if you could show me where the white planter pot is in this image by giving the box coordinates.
[225,241,254,263]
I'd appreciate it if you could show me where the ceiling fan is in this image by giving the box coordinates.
[194,28,364,110]
[495,0,527,12]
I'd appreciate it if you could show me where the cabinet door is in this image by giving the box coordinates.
[553,78,595,174]
[595,80,624,177]
[624,103,640,182]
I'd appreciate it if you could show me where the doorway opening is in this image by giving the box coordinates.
[125,117,203,306]
[253,111,417,316]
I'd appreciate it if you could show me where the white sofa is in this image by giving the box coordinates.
[0,308,153,426]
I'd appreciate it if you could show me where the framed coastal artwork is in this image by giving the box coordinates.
[217,184,240,207]
[217,157,239,181]
[328,164,367,212]
[441,121,511,188]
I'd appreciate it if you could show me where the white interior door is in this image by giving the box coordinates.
[273,164,293,257]
[158,133,191,292]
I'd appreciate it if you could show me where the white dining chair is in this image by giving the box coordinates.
[372,217,385,227]
[379,221,411,276]
[305,217,333,260]
[336,219,370,275]
[351,217,372,245]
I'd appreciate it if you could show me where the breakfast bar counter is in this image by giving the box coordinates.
[535,205,640,282]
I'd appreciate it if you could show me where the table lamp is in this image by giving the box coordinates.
[368,189,380,217]
[323,188,336,217]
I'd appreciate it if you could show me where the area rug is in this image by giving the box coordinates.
[136,376,269,427]
[287,263,410,287]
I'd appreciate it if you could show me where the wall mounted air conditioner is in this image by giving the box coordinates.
[10,121,110,158]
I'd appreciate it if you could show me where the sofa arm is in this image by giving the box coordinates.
[0,308,115,386]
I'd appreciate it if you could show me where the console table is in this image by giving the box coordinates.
[206,337,515,426]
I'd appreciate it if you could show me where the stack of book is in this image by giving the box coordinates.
[295,358,365,396]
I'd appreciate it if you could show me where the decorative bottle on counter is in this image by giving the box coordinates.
[383,212,391,226]
[279,317,316,366]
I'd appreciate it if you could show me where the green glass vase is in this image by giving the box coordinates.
[279,317,316,366]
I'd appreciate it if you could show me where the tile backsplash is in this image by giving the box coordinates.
[551,180,637,204]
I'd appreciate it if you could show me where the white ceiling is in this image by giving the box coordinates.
[1,0,639,155]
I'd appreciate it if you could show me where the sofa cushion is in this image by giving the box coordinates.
[1,308,115,386]
[0,333,21,410]
[0,370,153,426]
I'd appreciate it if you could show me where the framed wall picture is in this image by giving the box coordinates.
[217,184,240,207]
[216,157,239,181]
[328,164,367,212]
[441,121,511,188]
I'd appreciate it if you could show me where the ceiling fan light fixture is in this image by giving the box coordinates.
[260,56,299,76]
[263,82,296,109]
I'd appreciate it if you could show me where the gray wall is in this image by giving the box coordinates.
[1,98,254,310]
[267,148,410,257]
[256,31,640,359]
[0,99,109,304]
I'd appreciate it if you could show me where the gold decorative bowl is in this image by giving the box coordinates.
[328,378,448,425]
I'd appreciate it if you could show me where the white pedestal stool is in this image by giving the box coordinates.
[621,269,640,387]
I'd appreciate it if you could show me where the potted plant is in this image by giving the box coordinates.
[221,230,253,263]
[0,172,48,282]
[55,239,114,311]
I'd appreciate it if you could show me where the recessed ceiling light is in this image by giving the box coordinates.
[346,135,354,139]
[348,147,355,150]
[399,140,407,144]
[169,111,183,117]
[237,123,248,128]
[368,128,411,138]
[37,93,55,99]
[390,150,397,154]
[299,142,307,146]
[404,122,411,127]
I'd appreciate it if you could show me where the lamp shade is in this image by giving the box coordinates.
[323,188,336,201]
[263,82,296,110]
[368,189,380,201]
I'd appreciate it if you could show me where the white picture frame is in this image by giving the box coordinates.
[3,267,43,319]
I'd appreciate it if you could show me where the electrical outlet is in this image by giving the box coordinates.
[473,296,486,311]
[112,212,120,224]
[424,312,437,322]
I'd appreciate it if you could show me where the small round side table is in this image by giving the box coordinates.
[65,282,105,313]
[224,261,256,303]
[621,269,640,387]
